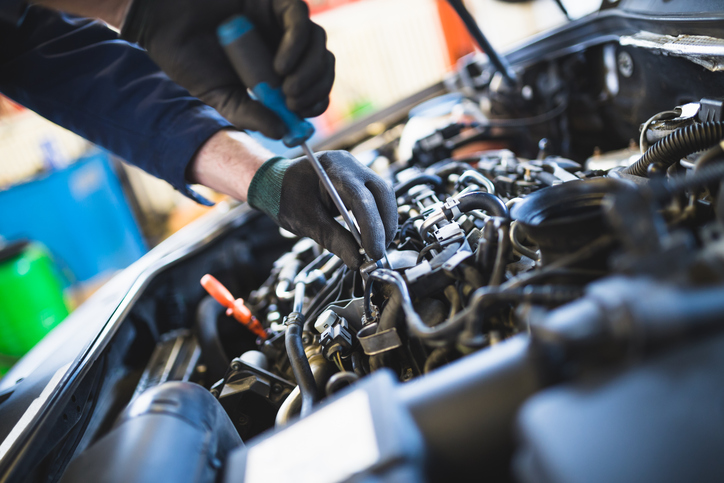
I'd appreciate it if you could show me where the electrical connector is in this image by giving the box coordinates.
[319,316,354,361]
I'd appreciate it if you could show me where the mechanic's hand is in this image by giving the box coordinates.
[120,0,334,139]
[247,151,397,270]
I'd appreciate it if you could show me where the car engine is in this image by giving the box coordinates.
[4,2,724,483]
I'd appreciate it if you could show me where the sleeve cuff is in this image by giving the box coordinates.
[181,185,215,206]
[151,104,233,204]
[247,156,291,219]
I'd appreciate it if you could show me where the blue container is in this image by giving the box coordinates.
[0,150,146,282]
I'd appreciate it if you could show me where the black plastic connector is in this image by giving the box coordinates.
[698,98,724,122]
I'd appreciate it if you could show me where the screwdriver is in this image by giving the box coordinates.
[217,15,369,262]
[200,274,268,339]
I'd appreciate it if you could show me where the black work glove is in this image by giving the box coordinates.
[121,0,335,139]
[247,151,398,270]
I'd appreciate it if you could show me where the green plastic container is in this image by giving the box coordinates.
[0,241,70,374]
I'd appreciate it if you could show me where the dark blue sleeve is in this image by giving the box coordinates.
[0,6,234,203]
[0,0,25,22]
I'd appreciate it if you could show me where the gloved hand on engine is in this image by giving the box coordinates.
[120,0,334,139]
[247,151,398,270]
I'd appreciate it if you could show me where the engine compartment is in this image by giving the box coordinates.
[5,4,724,483]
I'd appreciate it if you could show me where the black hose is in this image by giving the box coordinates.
[394,174,444,197]
[367,287,404,371]
[325,372,359,396]
[622,121,724,177]
[452,192,510,220]
[195,296,230,383]
[428,160,474,178]
[285,313,318,418]
[364,270,431,340]
[489,225,510,287]
[378,291,403,332]
[350,351,366,376]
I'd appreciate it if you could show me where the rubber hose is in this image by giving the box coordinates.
[378,291,403,332]
[430,160,474,178]
[285,314,318,417]
[394,174,444,197]
[622,121,724,177]
[350,351,366,376]
[369,293,403,371]
[325,372,359,396]
[455,191,510,220]
[195,296,231,383]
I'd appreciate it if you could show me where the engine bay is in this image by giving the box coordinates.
[4,3,724,483]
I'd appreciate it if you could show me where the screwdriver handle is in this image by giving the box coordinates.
[217,15,314,147]
[201,274,235,309]
[201,274,268,339]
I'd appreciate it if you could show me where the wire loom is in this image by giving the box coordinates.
[623,121,724,177]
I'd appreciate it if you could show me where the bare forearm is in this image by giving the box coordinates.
[187,130,272,202]
[31,0,131,27]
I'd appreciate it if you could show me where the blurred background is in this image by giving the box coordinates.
[0,0,599,375]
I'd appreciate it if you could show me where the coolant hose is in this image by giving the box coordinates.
[369,292,403,371]
[622,121,724,177]
[365,269,441,340]
[454,191,509,219]
[195,296,230,383]
[394,174,444,197]
[378,291,403,332]
[285,313,319,418]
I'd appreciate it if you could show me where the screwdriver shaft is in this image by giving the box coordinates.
[300,142,366,254]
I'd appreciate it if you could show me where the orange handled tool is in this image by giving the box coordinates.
[200,274,268,339]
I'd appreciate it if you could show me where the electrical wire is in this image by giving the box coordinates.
[639,110,680,154]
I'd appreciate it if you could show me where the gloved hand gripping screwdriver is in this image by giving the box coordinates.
[217,16,370,262]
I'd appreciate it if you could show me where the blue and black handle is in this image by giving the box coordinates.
[217,15,315,147]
